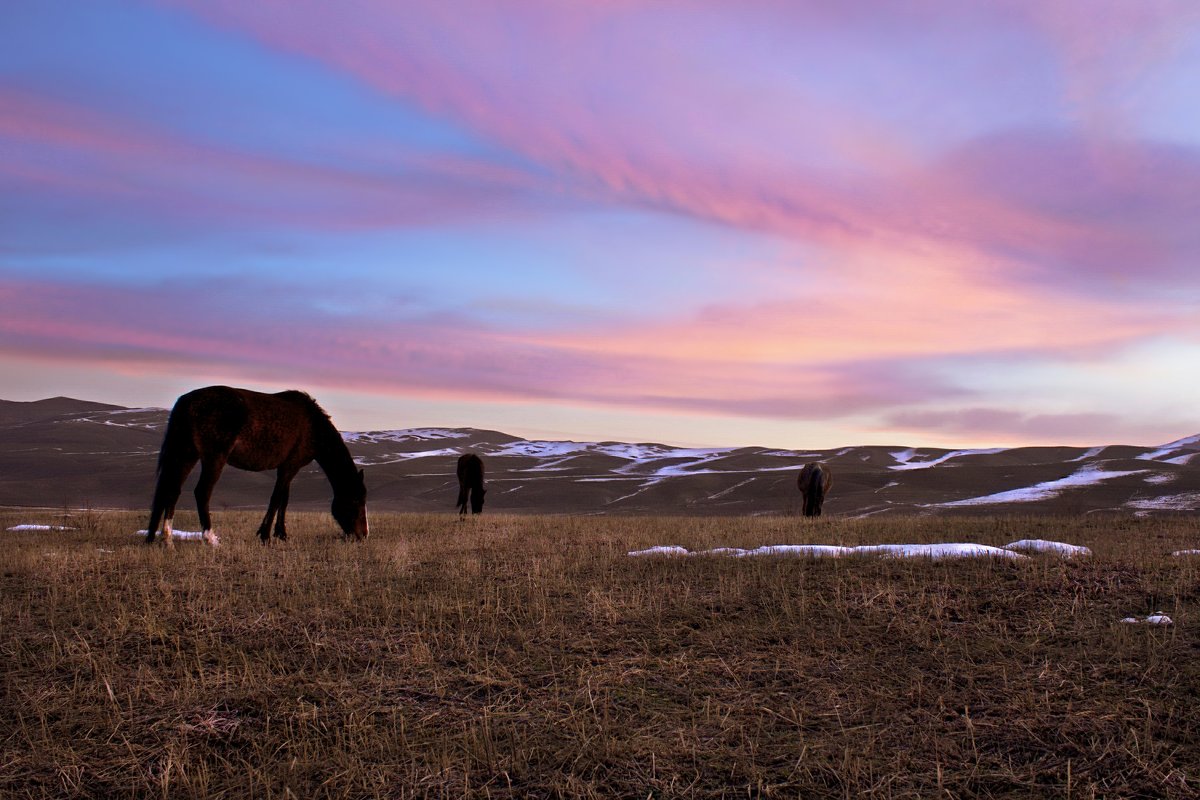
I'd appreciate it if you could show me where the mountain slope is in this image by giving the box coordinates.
[1,397,1197,516]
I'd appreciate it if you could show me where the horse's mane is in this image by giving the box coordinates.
[275,390,353,477]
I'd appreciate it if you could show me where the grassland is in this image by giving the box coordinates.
[2,509,1199,798]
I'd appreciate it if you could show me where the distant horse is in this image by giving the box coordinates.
[456,453,486,516]
[798,462,832,517]
[145,386,368,545]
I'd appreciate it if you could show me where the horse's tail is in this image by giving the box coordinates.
[146,401,194,542]
[804,465,825,517]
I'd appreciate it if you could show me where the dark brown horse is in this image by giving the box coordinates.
[145,386,368,545]
[798,462,833,517]
[456,453,485,515]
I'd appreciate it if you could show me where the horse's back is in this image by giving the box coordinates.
[798,462,831,491]
[169,386,314,470]
[165,386,246,447]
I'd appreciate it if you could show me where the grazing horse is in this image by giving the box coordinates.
[456,453,486,516]
[798,462,833,517]
[145,386,368,545]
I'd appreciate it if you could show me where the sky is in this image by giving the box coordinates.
[2,0,1200,449]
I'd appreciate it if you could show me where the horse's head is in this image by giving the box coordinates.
[471,486,486,515]
[332,469,368,540]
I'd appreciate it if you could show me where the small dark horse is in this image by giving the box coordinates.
[798,462,833,517]
[456,453,486,516]
[145,386,368,545]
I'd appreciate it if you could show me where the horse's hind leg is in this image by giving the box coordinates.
[147,457,196,544]
[256,504,276,544]
[194,456,227,547]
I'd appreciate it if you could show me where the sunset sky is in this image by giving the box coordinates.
[3,1,1199,448]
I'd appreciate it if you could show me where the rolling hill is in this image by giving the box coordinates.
[1,397,1197,516]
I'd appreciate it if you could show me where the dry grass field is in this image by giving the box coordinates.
[3,509,1200,798]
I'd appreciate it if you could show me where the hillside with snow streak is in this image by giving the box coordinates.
[1,397,1198,515]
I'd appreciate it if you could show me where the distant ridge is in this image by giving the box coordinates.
[0,397,125,426]
[0,397,1197,516]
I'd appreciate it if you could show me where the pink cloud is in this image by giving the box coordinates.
[0,88,541,231]
[151,0,1200,294]
[884,407,1189,446]
[0,275,963,421]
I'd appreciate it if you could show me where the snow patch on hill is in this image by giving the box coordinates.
[935,466,1145,506]
[1137,433,1200,463]
[353,448,462,466]
[889,448,1006,470]
[343,428,468,444]
[1126,493,1200,512]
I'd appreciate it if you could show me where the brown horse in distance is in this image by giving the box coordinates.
[456,453,486,515]
[145,386,368,545]
[798,462,833,517]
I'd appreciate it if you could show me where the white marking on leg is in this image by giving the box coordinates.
[163,519,173,541]
[203,529,220,547]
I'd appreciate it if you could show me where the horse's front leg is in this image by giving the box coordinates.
[194,456,227,547]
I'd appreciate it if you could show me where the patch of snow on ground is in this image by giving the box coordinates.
[492,441,588,458]
[1004,539,1091,557]
[488,440,736,461]
[647,453,738,477]
[854,543,1025,560]
[709,478,756,500]
[7,524,76,531]
[629,543,1028,560]
[1126,493,1200,512]
[1171,549,1200,557]
[1137,433,1200,462]
[936,466,1145,506]
[575,477,642,482]
[517,456,579,472]
[1121,614,1173,626]
[889,448,1006,471]
[599,443,733,460]
[343,429,468,444]
[628,545,689,557]
[703,547,750,557]
[744,545,853,558]
[79,409,165,430]
[1068,446,1107,462]
[135,529,206,540]
[353,448,461,465]
[607,478,665,504]
[1143,473,1176,484]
